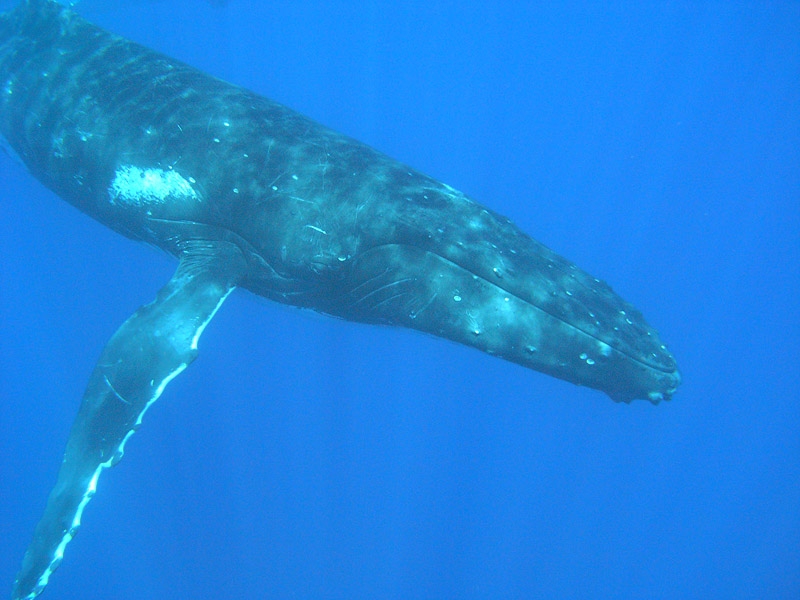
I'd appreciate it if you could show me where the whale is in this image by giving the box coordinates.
[1,1,680,598]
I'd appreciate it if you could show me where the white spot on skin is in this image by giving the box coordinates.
[597,341,612,357]
[110,165,198,207]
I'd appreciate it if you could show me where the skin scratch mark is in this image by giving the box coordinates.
[103,375,130,405]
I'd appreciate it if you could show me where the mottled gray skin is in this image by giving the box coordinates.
[1,1,679,599]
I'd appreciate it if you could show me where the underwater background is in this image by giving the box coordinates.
[0,1,797,598]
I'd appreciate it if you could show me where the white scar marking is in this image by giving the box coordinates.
[110,165,199,206]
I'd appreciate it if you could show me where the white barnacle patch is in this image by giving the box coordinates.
[110,165,199,207]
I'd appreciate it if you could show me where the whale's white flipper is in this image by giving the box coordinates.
[12,241,245,600]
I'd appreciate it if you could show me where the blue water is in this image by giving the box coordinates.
[1,1,798,598]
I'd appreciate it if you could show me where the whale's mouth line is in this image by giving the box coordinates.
[421,246,678,378]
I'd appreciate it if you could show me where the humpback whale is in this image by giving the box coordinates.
[1,1,680,598]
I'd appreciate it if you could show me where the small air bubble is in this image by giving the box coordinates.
[453,295,462,302]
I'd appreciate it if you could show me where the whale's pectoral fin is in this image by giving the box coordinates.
[13,240,246,600]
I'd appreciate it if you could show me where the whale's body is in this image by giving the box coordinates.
[1,1,679,598]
